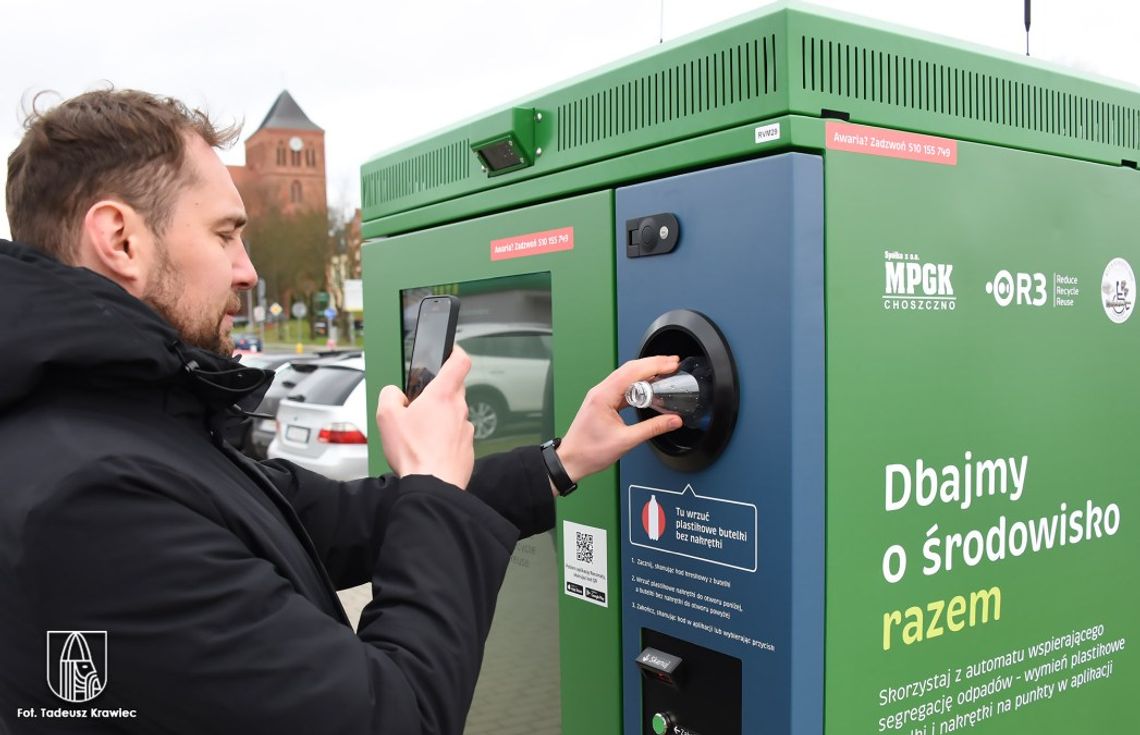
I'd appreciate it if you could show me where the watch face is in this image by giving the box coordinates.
[289,136,303,152]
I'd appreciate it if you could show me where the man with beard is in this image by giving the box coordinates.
[0,89,682,733]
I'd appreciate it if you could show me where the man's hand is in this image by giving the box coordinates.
[376,347,475,490]
[556,355,684,487]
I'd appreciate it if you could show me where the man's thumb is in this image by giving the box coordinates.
[627,413,683,447]
[377,385,409,415]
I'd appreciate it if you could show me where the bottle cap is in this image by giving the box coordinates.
[625,380,653,408]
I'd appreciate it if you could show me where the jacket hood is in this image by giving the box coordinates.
[0,239,271,414]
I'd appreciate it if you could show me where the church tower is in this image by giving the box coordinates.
[230,91,327,218]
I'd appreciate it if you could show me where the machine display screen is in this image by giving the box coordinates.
[399,272,560,734]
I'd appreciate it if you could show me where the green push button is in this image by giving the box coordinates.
[651,712,671,735]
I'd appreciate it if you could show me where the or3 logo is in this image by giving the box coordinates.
[985,270,1046,307]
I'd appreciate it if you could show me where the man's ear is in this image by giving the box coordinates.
[77,199,153,296]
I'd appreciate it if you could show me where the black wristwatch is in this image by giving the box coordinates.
[541,438,578,497]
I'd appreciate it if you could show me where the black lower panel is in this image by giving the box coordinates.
[640,628,742,735]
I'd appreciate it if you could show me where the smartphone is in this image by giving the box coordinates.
[405,295,461,401]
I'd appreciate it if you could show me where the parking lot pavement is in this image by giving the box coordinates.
[337,583,370,630]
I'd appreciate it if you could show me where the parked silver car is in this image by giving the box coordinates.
[267,356,369,480]
[248,351,362,459]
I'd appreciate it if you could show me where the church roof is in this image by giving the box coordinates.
[255,90,322,132]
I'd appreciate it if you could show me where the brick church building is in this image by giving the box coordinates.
[227,91,362,323]
[227,90,328,219]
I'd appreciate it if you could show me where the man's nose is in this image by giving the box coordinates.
[233,241,259,291]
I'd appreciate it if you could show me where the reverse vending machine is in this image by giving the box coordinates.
[361,3,1139,733]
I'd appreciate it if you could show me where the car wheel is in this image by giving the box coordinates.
[468,393,505,441]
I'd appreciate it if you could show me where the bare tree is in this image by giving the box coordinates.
[243,180,329,341]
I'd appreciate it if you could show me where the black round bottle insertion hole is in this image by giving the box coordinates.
[636,310,738,472]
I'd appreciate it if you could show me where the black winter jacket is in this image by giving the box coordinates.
[0,241,556,734]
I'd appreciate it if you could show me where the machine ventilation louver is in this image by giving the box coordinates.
[800,34,1140,148]
[557,35,779,151]
[362,138,472,209]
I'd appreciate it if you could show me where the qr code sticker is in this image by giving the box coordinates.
[575,531,594,564]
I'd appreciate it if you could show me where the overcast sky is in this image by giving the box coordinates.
[3,0,1138,240]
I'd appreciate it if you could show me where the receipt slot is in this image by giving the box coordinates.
[618,154,825,735]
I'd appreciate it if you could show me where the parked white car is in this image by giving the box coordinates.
[455,323,552,440]
[267,356,369,481]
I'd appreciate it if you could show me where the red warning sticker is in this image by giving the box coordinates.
[490,226,574,261]
[826,121,958,166]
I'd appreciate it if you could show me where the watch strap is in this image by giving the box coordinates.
[541,438,577,496]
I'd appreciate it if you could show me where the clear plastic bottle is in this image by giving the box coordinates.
[625,356,713,429]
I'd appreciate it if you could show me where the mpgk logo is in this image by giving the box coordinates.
[883,251,956,311]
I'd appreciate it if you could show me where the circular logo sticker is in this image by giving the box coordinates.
[1101,258,1135,324]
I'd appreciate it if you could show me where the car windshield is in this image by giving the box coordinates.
[287,366,362,406]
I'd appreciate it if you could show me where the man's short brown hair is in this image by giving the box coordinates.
[5,88,240,263]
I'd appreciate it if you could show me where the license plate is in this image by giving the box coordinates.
[285,425,311,443]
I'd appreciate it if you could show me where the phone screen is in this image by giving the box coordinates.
[406,297,458,400]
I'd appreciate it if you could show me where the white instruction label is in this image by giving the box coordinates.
[754,122,781,145]
[563,521,608,607]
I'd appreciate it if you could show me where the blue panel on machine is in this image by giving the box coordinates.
[616,153,825,735]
